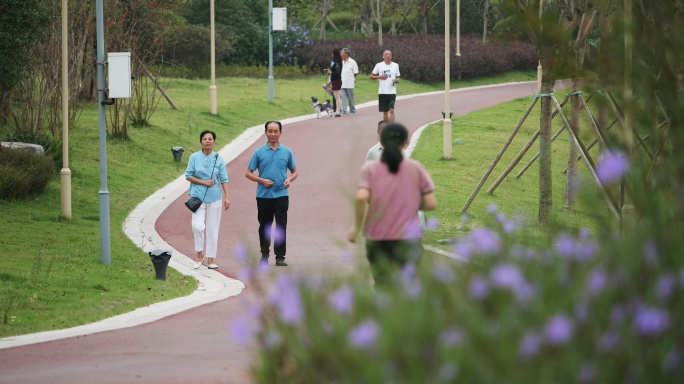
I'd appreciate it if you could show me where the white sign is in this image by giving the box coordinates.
[273,8,287,31]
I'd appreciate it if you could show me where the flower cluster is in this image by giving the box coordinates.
[273,24,313,65]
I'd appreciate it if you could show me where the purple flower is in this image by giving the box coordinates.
[426,217,439,230]
[657,274,676,299]
[502,219,519,233]
[610,305,626,324]
[490,263,525,289]
[515,281,536,304]
[348,319,380,349]
[663,349,682,372]
[578,362,595,382]
[487,203,498,213]
[597,150,628,184]
[432,262,455,283]
[576,240,598,262]
[234,243,248,261]
[554,234,576,258]
[440,328,465,347]
[469,276,489,300]
[470,227,502,255]
[265,224,285,244]
[643,240,659,266]
[238,267,252,281]
[634,306,670,335]
[454,240,474,260]
[230,315,257,345]
[544,314,574,345]
[518,331,542,359]
[272,274,303,324]
[587,268,607,295]
[328,285,354,314]
[574,301,589,323]
[404,221,422,238]
[598,330,621,353]
[438,363,459,381]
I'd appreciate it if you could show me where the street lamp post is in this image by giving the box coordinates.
[209,0,217,114]
[443,0,452,159]
[268,0,274,104]
[61,0,72,219]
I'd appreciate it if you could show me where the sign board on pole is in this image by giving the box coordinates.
[107,52,131,98]
[273,8,287,31]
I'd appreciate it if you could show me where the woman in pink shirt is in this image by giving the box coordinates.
[347,122,437,285]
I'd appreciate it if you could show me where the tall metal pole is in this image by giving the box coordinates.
[209,0,217,115]
[96,0,111,264]
[61,0,72,219]
[268,0,275,104]
[443,0,452,159]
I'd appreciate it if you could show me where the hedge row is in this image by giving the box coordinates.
[293,35,538,82]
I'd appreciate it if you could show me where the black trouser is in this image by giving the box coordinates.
[365,239,422,286]
[257,196,289,260]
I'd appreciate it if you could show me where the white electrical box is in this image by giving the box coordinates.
[107,52,132,98]
[273,8,287,31]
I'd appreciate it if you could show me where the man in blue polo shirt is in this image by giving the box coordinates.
[245,120,298,266]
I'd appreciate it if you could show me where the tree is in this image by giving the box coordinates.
[0,0,55,126]
[369,0,385,45]
[508,0,578,226]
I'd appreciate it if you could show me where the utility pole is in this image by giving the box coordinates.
[96,0,111,264]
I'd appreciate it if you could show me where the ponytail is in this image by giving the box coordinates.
[380,122,408,174]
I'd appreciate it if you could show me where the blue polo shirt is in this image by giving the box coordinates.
[248,142,296,199]
[185,150,229,203]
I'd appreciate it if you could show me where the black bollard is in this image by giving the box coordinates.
[149,249,172,280]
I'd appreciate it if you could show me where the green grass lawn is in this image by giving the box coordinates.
[0,69,568,337]
[412,93,618,249]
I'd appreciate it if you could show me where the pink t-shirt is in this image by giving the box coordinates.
[359,158,435,241]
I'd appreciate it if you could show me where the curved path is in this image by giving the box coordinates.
[0,81,563,384]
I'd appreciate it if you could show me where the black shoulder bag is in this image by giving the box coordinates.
[185,154,218,213]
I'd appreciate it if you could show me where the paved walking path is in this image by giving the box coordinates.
[0,81,563,383]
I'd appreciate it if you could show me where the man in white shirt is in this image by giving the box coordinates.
[366,120,388,161]
[370,50,400,122]
[340,48,359,115]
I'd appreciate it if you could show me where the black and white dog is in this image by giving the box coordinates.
[311,96,333,118]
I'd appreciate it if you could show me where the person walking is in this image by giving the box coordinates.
[370,50,400,122]
[185,130,230,270]
[340,47,359,115]
[347,122,436,286]
[325,48,343,117]
[245,121,298,267]
[366,120,389,162]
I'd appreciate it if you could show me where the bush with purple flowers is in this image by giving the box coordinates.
[240,191,683,382]
[273,24,313,65]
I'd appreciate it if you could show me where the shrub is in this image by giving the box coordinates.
[162,24,233,69]
[0,149,55,201]
[293,34,537,82]
[273,24,314,65]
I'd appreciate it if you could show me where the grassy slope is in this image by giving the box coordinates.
[1,70,552,337]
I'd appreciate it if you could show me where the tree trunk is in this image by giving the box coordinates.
[538,77,555,227]
[483,0,490,44]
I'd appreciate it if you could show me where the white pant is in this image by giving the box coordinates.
[191,199,222,258]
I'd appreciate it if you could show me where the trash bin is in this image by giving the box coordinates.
[149,249,172,280]
[171,146,184,163]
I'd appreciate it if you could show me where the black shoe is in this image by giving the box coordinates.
[276,259,288,267]
[334,114,341,117]
[259,255,269,265]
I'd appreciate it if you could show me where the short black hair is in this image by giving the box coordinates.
[199,130,216,142]
[264,120,282,132]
